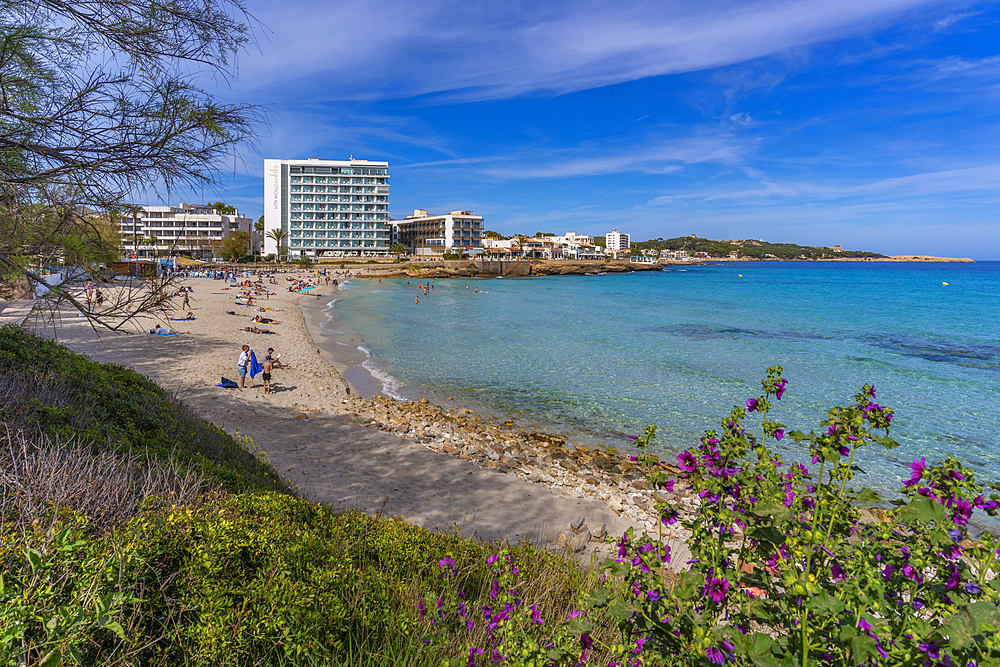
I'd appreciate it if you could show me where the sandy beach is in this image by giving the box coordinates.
[29,272,690,563]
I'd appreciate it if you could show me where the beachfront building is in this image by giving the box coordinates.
[116,203,255,260]
[395,209,485,256]
[606,228,630,252]
[263,158,391,258]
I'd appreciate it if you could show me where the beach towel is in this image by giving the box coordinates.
[216,377,239,388]
[249,351,263,379]
[299,286,313,292]
[168,317,194,321]
[149,331,179,336]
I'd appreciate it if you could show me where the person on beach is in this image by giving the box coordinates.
[260,357,273,394]
[238,344,251,388]
[150,325,188,334]
[182,291,190,309]
[253,315,281,324]
[415,296,419,305]
[265,348,286,368]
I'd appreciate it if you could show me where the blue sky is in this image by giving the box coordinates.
[183,0,999,258]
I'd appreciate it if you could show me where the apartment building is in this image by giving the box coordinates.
[117,203,254,259]
[395,209,485,256]
[263,158,391,257]
[606,228,630,252]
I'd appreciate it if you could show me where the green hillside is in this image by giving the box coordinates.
[633,235,886,259]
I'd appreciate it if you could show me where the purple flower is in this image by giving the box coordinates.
[964,582,983,596]
[663,479,676,493]
[581,632,593,649]
[802,497,816,510]
[677,450,698,473]
[487,554,498,565]
[418,598,426,620]
[617,535,629,557]
[831,563,845,581]
[704,576,730,604]
[912,597,926,610]
[648,588,660,602]
[439,556,456,571]
[952,498,974,526]
[947,566,961,589]
[661,510,679,526]
[746,398,759,412]
[530,604,543,625]
[467,647,484,666]
[919,642,940,660]
[706,646,726,665]
[775,379,788,400]
[838,444,851,457]
[905,458,926,487]
[773,429,784,441]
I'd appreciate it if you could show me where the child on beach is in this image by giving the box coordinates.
[238,344,251,388]
[261,357,273,394]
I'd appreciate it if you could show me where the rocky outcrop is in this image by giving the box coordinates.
[335,394,698,545]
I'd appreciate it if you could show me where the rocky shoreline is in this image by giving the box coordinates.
[333,393,698,547]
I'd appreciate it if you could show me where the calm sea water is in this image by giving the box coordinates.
[326,262,1000,495]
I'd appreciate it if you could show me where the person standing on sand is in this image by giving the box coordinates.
[260,357,273,394]
[182,291,190,310]
[237,344,251,388]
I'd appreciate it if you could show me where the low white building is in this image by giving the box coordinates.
[395,209,485,256]
[117,203,255,260]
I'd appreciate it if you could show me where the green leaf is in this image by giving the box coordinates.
[845,487,883,503]
[872,435,900,450]
[25,548,42,570]
[564,616,593,636]
[850,634,879,663]
[898,496,947,525]
[787,430,815,442]
[605,599,641,622]
[584,588,612,609]
[99,619,126,641]
[673,571,701,599]
[754,500,792,522]
[941,608,977,650]
[38,649,62,667]
[804,590,845,615]
[749,525,787,546]
[968,600,1000,630]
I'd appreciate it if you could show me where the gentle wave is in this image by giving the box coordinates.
[358,345,405,400]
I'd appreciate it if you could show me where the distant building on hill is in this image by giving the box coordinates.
[116,203,255,260]
[262,157,391,257]
[395,209,485,256]
[606,228,630,253]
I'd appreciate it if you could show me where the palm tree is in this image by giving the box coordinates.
[389,242,407,262]
[266,228,289,263]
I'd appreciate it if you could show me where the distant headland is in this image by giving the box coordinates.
[632,235,974,263]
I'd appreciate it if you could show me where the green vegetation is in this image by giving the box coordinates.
[633,236,886,260]
[0,328,603,666]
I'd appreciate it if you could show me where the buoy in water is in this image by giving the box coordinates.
[943,282,949,286]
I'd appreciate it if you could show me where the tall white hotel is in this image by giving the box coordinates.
[263,158,391,257]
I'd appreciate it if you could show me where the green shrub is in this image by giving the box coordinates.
[0,326,285,493]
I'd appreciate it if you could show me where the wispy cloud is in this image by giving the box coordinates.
[238,0,948,102]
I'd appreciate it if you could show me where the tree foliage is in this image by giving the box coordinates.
[0,0,262,328]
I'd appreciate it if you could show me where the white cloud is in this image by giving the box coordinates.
[729,112,754,126]
[237,0,949,102]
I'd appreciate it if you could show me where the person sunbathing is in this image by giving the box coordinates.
[244,326,276,334]
[150,325,188,335]
[253,315,281,324]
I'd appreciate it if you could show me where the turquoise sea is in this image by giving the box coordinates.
[323,262,1000,496]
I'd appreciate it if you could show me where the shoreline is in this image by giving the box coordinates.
[30,274,687,560]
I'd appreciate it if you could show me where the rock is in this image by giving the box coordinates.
[591,523,607,540]
[569,526,591,552]
[562,459,579,473]
[571,516,586,531]
[527,470,541,483]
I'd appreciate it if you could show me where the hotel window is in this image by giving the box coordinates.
[291,176,301,183]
